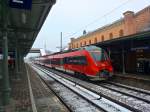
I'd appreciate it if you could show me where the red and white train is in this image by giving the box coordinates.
[34,46,113,80]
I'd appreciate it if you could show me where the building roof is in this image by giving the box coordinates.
[0,0,56,56]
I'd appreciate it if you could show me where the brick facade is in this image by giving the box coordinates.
[69,6,150,49]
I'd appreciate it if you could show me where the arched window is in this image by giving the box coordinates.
[119,29,124,37]
[94,38,97,43]
[76,43,78,48]
[80,42,82,47]
[84,41,86,46]
[109,33,113,39]
[89,40,91,44]
[101,35,104,41]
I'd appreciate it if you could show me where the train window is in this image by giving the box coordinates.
[60,58,63,65]
[63,58,66,64]
[64,56,87,65]
[51,58,62,65]
[79,56,87,65]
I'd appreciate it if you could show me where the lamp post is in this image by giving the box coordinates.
[60,32,62,52]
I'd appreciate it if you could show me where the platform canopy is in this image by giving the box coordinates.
[0,0,56,56]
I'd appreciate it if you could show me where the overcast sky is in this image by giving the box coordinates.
[32,0,150,52]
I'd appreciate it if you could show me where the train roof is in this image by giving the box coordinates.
[40,45,102,57]
[54,45,101,54]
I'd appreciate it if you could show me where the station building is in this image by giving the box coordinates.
[68,6,150,75]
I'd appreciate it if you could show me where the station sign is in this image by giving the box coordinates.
[131,46,150,51]
[9,0,32,10]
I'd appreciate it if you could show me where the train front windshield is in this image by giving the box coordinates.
[90,50,108,61]
[85,46,109,62]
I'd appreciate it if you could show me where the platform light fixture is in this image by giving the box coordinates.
[22,12,26,24]
[23,33,26,39]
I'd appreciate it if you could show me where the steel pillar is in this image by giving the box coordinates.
[122,45,126,74]
[0,59,2,79]
[108,47,111,58]
[2,32,10,105]
[18,49,23,70]
[1,0,10,106]
[60,32,62,52]
[15,46,23,79]
[19,53,21,70]
[15,47,19,78]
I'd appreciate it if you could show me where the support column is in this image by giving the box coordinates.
[18,49,22,70]
[2,32,10,105]
[15,47,19,78]
[122,45,126,74]
[108,47,111,58]
[60,32,62,52]
[1,0,10,106]
[0,54,2,79]
[18,48,24,75]
[0,57,4,111]
[15,45,23,79]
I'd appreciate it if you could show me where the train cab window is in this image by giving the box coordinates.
[90,50,108,61]
[86,46,108,61]
[90,50,102,61]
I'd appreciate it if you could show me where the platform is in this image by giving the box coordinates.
[0,63,68,112]
[113,72,150,90]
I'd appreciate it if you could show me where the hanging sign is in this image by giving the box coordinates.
[131,46,150,51]
[9,0,32,10]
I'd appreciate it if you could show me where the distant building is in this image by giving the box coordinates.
[69,6,150,49]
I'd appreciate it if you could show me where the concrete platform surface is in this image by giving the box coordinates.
[113,72,150,90]
[26,64,69,112]
[1,62,69,112]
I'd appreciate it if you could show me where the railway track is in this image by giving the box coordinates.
[103,81,150,95]
[98,81,150,103]
[31,64,132,112]
[36,64,150,112]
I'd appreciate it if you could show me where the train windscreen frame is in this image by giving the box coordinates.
[85,46,109,61]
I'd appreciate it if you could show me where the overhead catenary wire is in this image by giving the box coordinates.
[64,0,133,39]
